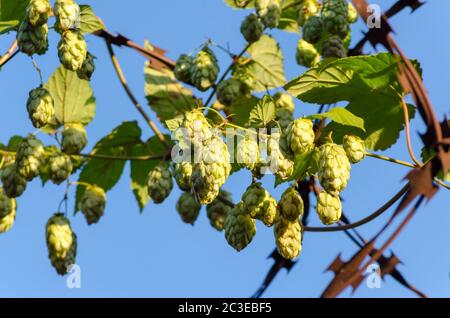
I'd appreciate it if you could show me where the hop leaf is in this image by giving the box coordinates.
[279,186,304,222]
[317,143,351,194]
[46,213,77,275]
[0,188,17,234]
[190,46,219,91]
[206,190,233,231]
[79,185,106,225]
[316,190,342,225]
[26,87,55,129]
[240,13,264,43]
[16,20,49,56]
[61,123,88,155]
[224,202,256,251]
[343,135,366,164]
[274,216,303,260]
[242,182,278,227]
[58,30,87,71]
[147,162,173,204]
[176,192,201,225]
[0,165,27,199]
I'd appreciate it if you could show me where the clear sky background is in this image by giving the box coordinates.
[0,0,449,298]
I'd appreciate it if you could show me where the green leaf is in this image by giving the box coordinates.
[74,121,143,213]
[228,95,259,127]
[286,149,316,184]
[79,5,103,35]
[308,107,365,132]
[248,95,276,128]
[129,136,170,211]
[242,35,286,92]
[421,147,450,182]
[223,0,254,9]
[0,0,29,34]
[144,63,196,125]
[277,7,299,33]
[45,65,96,130]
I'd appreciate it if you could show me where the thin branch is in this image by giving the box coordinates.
[367,152,415,168]
[401,96,421,166]
[79,153,165,161]
[0,40,18,68]
[105,40,171,149]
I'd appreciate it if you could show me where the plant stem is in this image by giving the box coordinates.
[0,40,18,68]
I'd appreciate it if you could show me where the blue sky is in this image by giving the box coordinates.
[0,0,449,298]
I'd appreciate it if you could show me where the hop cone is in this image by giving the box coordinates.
[46,213,77,275]
[16,20,48,56]
[173,161,192,191]
[274,216,303,260]
[343,135,366,164]
[0,165,27,198]
[58,30,87,71]
[0,188,17,234]
[191,136,231,205]
[53,0,80,31]
[174,54,194,84]
[175,110,212,146]
[296,0,320,27]
[61,123,88,155]
[147,162,173,204]
[176,192,201,225]
[224,202,256,251]
[26,0,51,26]
[79,185,106,225]
[49,153,73,185]
[321,0,348,35]
[286,118,315,156]
[240,14,264,43]
[77,52,96,80]
[190,46,219,91]
[242,182,278,227]
[273,92,295,131]
[216,78,244,106]
[316,190,342,225]
[255,0,281,28]
[206,190,233,231]
[321,35,347,58]
[15,135,45,181]
[302,16,324,44]
[347,2,359,24]
[296,39,321,68]
[318,143,351,194]
[267,133,294,180]
[236,136,261,171]
[26,87,55,128]
[279,186,304,222]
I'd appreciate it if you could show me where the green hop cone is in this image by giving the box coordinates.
[286,118,315,156]
[216,78,244,107]
[321,35,347,58]
[242,182,278,227]
[49,153,73,185]
[267,132,294,180]
[190,46,219,92]
[0,188,17,234]
[318,143,350,194]
[240,13,264,43]
[321,0,348,35]
[61,123,88,155]
[0,165,27,198]
[147,162,173,204]
[174,54,194,84]
[173,161,192,191]
[77,52,96,80]
[302,16,324,44]
[191,136,231,205]
[274,216,303,260]
[279,186,304,222]
[296,39,321,68]
[26,87,55,129]
[342,26,351,49]
[53,0,81,31]
[16,20,49,56]
[176,192,201,225]
[79,185,106,225]
[236,136,261,171]
[58,30,87,71]
[46,213,77,275]
[296,0,320,27]
[255,0,281,29]
[316,190,342,225]
[343,135,366,164]
[273,92,295,131]
[176,110,212,146]
[15,135,45,181]
[26,0,51,26]
[347,2,359,24]
[224,202,256,251]
[206,190,233,231]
